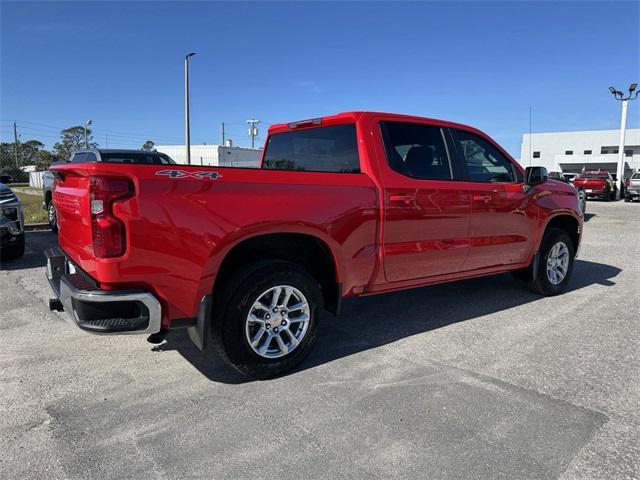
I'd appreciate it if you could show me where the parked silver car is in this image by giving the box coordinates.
[624,172,640,202]
[0,183,25,259]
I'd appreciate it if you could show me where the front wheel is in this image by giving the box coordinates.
[213,260,322,379]
[530,228,575,296]
[577,189,587,214]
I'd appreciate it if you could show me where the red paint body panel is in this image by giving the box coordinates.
[51,112,583,328]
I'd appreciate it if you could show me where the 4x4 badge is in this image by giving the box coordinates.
[156,170,222,180]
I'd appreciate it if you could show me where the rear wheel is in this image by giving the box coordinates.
[530,228,575,296]
[213,259,322,379]
[47,201,58,232]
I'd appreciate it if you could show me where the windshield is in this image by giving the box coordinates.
[632,173,640,179]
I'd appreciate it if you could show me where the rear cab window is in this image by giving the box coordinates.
[262,124,360,173]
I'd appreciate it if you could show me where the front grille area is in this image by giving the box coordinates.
[0,190,16,201]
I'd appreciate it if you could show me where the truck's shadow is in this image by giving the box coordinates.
[161,259,621,384]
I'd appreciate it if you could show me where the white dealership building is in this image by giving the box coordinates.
[155,144,262,168]
[520,128,640,179]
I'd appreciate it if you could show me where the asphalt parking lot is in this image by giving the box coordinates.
[1,201,639,479]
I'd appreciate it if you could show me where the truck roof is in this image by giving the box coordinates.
[267,111,480,135]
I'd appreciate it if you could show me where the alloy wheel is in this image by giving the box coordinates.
[245,285,311,359]
[546,241,570,285]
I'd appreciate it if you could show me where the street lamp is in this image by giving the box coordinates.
[84,119,92,148]
[184,52,196,165]
[608,83,638,199]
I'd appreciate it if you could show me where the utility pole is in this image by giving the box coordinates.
[184,52,196,165]
[608,83,638,200]
[13,121,19,167]
[247,119,260,149]
[221,122,225,145]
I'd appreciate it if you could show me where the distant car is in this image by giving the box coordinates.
[625,172,640,202]
[0,174,14,184]
[0,183,25,259]
[549,171,586,214]
[43,149,176,232]
[574,171,617,201]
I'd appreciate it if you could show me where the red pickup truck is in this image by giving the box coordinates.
[573,171,617,201]
[46,112,583,378]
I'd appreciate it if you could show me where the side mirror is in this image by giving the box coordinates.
[525,166,548,186]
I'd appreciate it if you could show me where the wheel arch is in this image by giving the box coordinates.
[210,231,342,315]
[540,213,581,252]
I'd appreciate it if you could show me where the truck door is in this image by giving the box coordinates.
[449,128,533,271]
[375,120,471,282]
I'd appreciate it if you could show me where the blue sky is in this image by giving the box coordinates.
[1,1,638,157]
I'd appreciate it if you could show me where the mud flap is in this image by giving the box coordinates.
[187,294,212,350]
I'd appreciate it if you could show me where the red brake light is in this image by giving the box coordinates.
[90,176,134,258]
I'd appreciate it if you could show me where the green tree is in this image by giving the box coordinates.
[53,126,96,161]
[34,150,58,171]
[20,140,45,165]
[142,140,155,151]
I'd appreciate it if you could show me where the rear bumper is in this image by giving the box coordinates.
[45,247,161,335]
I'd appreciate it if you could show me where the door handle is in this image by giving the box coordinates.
[473,195,492,202]
[389,194,415,205]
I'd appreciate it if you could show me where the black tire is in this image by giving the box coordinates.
[47,201,58,233]
[625,196,631,203]
[1,233,25,260]
[530,228,575,296]
[212,259,322,379]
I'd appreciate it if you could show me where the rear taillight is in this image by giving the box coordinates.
[90,176,134,258]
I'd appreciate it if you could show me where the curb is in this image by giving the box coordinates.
[24,223,51,232]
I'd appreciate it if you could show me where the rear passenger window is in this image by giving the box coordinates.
[454,130,517,183]
[262,124,360,173]
[71,152,88,163]
[380,122,452,180]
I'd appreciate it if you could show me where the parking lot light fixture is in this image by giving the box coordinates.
[608,83,639,200]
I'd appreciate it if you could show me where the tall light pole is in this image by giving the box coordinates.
[608,83,638,199]
[84,119,92,148]
[184,52,196,165]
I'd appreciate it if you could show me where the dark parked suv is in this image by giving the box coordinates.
[43,149,176,231]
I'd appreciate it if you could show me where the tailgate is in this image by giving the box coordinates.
[51,167,95,267]
[575,178,606,189]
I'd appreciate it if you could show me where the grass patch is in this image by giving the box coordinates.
[14,190,47,224]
